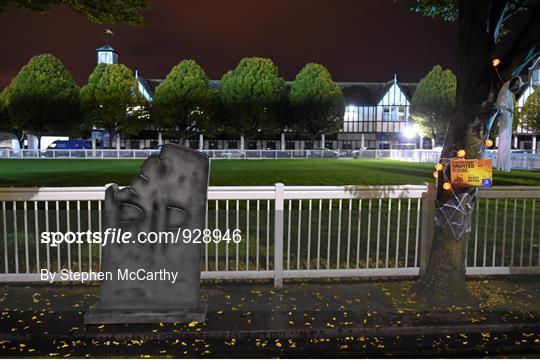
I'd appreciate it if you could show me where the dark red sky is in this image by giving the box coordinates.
[0,0,458,88]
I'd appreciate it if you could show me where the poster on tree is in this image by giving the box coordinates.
[450,159,493,187]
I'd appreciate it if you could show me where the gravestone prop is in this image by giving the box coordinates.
[85,144,209,324]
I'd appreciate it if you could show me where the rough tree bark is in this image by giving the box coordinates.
[107,128,116,148]
[417,0,494,305]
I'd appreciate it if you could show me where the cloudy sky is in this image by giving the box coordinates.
[0,0,458,87]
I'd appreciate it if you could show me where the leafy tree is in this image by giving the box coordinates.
[220,58,286,142]
[289,63,344,139]
[3,54,80,142]
[521,88,540,133]
[0,0,149,24]
[410,65,456,146]
[411,0,540,305]
[0,87,8,131]
[80,63,147,147]
[152,60,215,142]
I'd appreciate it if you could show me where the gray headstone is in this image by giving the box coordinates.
[85,144,209,324]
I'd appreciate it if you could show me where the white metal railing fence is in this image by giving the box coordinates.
[0,185,539,285]
[1,149,540,169]
[0,148,411,160]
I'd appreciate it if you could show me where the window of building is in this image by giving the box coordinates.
[382,106,397,121]
[345,105,358,122]
[381,105,409,121]
[398,105,406,120]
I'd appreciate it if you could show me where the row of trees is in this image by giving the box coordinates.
[0,54,146,147]
[1,53,536,151]
[0,54,345,147]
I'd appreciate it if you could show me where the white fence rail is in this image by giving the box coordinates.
[0,148,418,160]
[1,149,540,169]
[0,185,539,285]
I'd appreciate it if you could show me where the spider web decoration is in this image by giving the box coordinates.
[436,187,476,240]
[434,158,479,241]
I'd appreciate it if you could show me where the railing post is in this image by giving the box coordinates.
[274,182,284,289]
[420,182,436,275]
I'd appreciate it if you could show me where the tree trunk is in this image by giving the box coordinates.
[417,0,495,306]
[107,129,115,148]
[178,132,185,147]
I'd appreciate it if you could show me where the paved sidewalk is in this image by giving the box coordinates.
[0,277,539,357]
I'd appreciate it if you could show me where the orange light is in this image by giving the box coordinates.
[434,163,444,171]
[485,139,494,148]
[492,58,501,67]
[457,149,466,158]
[442,182,452,191]
[433,171,439,179]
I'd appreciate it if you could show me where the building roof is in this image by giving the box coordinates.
[339,80,416,105]
[137,78,161,95]
[137,77,417,106]
[96,44,117,52]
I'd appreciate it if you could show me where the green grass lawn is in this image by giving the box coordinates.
[0,158,538,187]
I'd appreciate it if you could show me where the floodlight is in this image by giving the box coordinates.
[403,126,417,139]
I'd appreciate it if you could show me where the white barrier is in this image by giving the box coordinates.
[0,185,538,285]
[1,149,539,170]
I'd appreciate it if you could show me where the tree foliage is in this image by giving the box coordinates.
[220,57,286,139]
[410,0,458,21]
[521,87,540,133]
[152,60,215,141]
[411,0,532,40]
[3,54,80,138]
[0,87,8,131]
[289,63,344,138]
[0,0,149,25]
[410,65,456,145]
[413,0,540,75]
[80,63,147,147]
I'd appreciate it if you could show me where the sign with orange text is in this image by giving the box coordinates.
[450,159,492,187]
